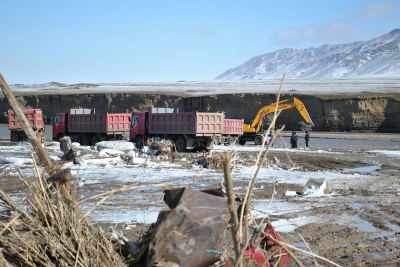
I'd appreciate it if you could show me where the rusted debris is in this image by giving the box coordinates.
[147,187,231,267]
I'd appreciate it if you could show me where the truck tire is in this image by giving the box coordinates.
[10,131,18,142]
[135,136,143,149]
[254,135,263,145]
[175,137,186,152]
[81,135,91,146]
[91,135,99,146]
[238,139,246,145]
[227,136,234,145]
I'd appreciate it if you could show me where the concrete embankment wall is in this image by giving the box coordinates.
[0,93,399,132]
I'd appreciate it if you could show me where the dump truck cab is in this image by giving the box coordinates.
[52,113,67,141]
[130,112,148,148]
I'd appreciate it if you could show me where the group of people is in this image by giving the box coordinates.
[290,131,310,148]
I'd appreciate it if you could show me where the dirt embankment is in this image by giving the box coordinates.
[1,93,399,132]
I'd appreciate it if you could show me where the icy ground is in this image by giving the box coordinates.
[2,78,400,97]
[0,135,398,230]
[1,132,400,265]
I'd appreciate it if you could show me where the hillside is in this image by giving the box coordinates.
[216,29,400,80]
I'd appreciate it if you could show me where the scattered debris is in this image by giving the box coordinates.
[129,157,146,165]
[303,178,332,196]
[231,223,291,267]
[59,136,72,153]
[109,228,140,258]
[142,145,156,155]
[196,153,223,169]
[147,139,174,155]
[147,187,231,267]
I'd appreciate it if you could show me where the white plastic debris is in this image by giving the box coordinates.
[142,146,155,155]
[99,149,125,156]
[284,190,297,196]
[303,178,332,197]
[129,157,146,165]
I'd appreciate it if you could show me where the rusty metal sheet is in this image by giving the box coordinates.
[147,187,231,267]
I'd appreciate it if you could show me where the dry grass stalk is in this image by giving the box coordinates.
[261,232,342,267]
[233,73,288,267]
[221,154,242,266]
[222,72,340,266]
[0,161,126,266]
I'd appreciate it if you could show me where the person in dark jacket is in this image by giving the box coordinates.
[292,132,298,148]
[305,131,310,147]
[290,132,294,148]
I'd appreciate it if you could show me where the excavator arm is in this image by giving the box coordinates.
[244,97,314,133]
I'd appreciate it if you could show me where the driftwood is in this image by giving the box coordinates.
[0,73,73,205]
[0,73,57,176]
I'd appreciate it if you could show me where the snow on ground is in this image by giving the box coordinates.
[1,140,389,233]
[3,78,400,97]
[367,150,400,158]
[214,145,341,154]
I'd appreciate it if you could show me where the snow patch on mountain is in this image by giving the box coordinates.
[216,29,400,80]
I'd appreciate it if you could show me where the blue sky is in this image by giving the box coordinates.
[0,0,399,84]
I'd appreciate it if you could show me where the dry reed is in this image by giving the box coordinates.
[0,159,126,266]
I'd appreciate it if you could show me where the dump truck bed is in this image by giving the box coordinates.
[147,108,224,136]
[223,119,244,135]
[67,109,130,134]
[8,109,45,130]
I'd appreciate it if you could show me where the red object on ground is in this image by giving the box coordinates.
[223,224,291,267]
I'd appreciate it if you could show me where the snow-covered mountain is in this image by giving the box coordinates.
[216,29,400,80]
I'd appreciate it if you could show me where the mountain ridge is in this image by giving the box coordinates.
[216,29,400,80]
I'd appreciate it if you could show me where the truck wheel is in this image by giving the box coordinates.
[91,135,99,146]
[175,137,186,152]
[254,135,263,145]
[238,139,246,145]
[10,132,18,142]
[81,135,91,146]
[135,136,143,149]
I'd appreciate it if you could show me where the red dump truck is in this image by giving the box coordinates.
[130,107,243,152]
[52,108,131,146]
[8,109,46,142]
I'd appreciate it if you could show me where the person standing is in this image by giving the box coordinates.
[292,132,298,148]
[305,131,310,148]
[290,132,294,148]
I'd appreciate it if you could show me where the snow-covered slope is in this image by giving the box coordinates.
[216,29,400,80]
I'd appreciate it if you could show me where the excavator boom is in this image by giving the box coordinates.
[248,97,314,133]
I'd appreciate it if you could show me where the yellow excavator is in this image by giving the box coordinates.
[238,97,314,145]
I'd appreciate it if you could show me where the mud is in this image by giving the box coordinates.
[1,132,400,266]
